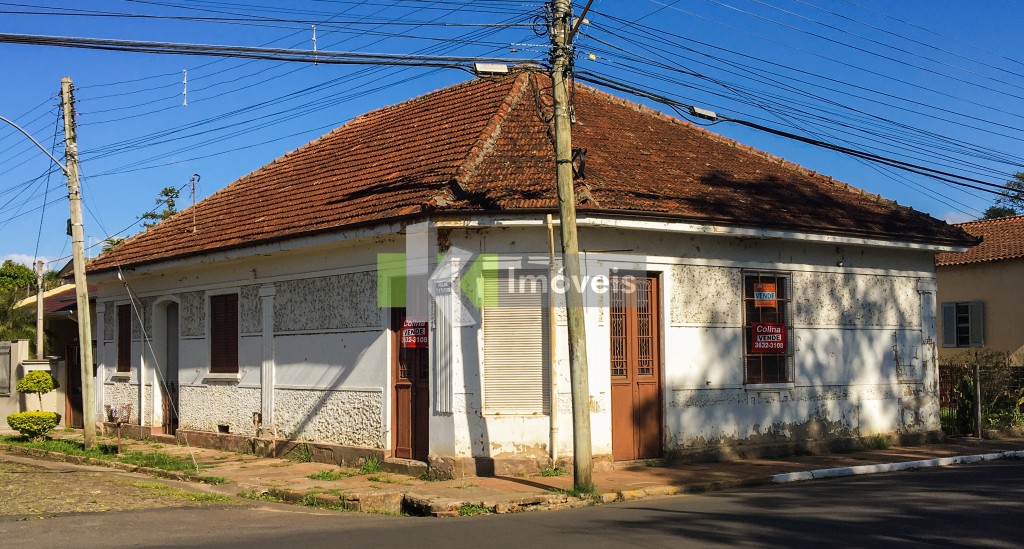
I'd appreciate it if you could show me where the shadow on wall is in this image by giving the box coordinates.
[665,229,931,455]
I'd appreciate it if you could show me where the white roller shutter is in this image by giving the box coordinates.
[482,272,550,414]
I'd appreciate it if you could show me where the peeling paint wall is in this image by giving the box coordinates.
[671,265,740,325]
[274,388,383,448]
[793,272,920,327]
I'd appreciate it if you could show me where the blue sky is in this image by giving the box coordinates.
[2,0,1022,271]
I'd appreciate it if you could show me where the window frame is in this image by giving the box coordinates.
[941,301,984,348]
[208,292,239,374]
[741,271,794,385]
[116,304,132,373]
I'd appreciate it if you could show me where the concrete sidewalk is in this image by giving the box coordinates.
[3,431,1023,516]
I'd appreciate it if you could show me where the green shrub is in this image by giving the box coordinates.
[16,370,59,410]
[7,411,61,439]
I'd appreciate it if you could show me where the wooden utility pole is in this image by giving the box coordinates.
[61,76,96,449]
[36,260,44,359]
[550,0,592,490]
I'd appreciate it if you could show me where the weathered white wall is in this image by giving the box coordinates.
[93,230,401,447]
[438,224,939,461]
[91,218,941,464]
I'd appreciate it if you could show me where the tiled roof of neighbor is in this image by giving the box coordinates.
[935,215,1024,266]
[16,284,94,314]
[89,70,975,273]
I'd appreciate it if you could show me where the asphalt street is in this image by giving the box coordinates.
[3,461,1021,548]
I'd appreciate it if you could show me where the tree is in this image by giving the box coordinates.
[0,288,35,344]
[7,370,61,439]
[0,260,35,297]
[140,186,180,228]
[983,172,1024,219]
[983,205,1018,219]
[42,269,62,290]
[101,237,126,252]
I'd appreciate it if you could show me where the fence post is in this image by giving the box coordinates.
[973,361,983,438]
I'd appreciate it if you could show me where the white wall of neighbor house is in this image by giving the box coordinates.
[93,231,404,449]
[439,223,940,460]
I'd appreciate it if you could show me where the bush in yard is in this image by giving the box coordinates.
[6,370,62,439]
[6,411,62,439]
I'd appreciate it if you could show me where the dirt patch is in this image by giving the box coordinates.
[0,460,238,521]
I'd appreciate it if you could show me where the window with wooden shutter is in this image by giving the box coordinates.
[117,304,132,372]
[210,293,238,374]
[941,301,984,348]
[482,272,550,414]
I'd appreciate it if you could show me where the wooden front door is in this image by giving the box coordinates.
[610,275,662,461]
[392,309,429,461]
[65,344,84,429]
[160,302,180,436]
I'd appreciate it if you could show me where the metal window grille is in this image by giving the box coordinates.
[742,272,794,384]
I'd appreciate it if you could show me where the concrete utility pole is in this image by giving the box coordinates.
[61,76,97,449]
[36,260,44,359]
[550,0,593,491]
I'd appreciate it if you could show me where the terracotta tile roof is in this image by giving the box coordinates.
[89,70,974,273]
[935,215,1024,266]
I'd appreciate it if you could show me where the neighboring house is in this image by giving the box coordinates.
[935,215,1024,362]
[86,70,974,475]
[14,283,96,428]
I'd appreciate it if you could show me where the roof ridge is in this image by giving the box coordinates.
[448,71,535,197]
[955,214,1024,227]
[574,82,907,211]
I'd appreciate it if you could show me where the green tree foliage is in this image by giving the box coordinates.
[0,260,35,296]
[42,269,62,291]
[101,237,126,252]
[0,288,35,345]
[16,370,59,410]
[140,186,181,229]
[982,173,1024,219]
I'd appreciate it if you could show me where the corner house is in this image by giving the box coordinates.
[87,70,975,476]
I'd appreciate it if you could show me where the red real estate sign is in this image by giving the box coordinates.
[400,319,429,349]
[751,322,786,354]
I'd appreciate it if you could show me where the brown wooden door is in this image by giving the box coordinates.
[610,275,662,461]
[392,309,430,461]
[65,344,84,429]
[161,302,180,436]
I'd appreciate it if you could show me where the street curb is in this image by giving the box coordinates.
[770,450,1024,484]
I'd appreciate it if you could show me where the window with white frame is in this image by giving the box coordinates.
[941,301,984,348]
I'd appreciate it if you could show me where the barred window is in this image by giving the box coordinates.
[742,272,793,384]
